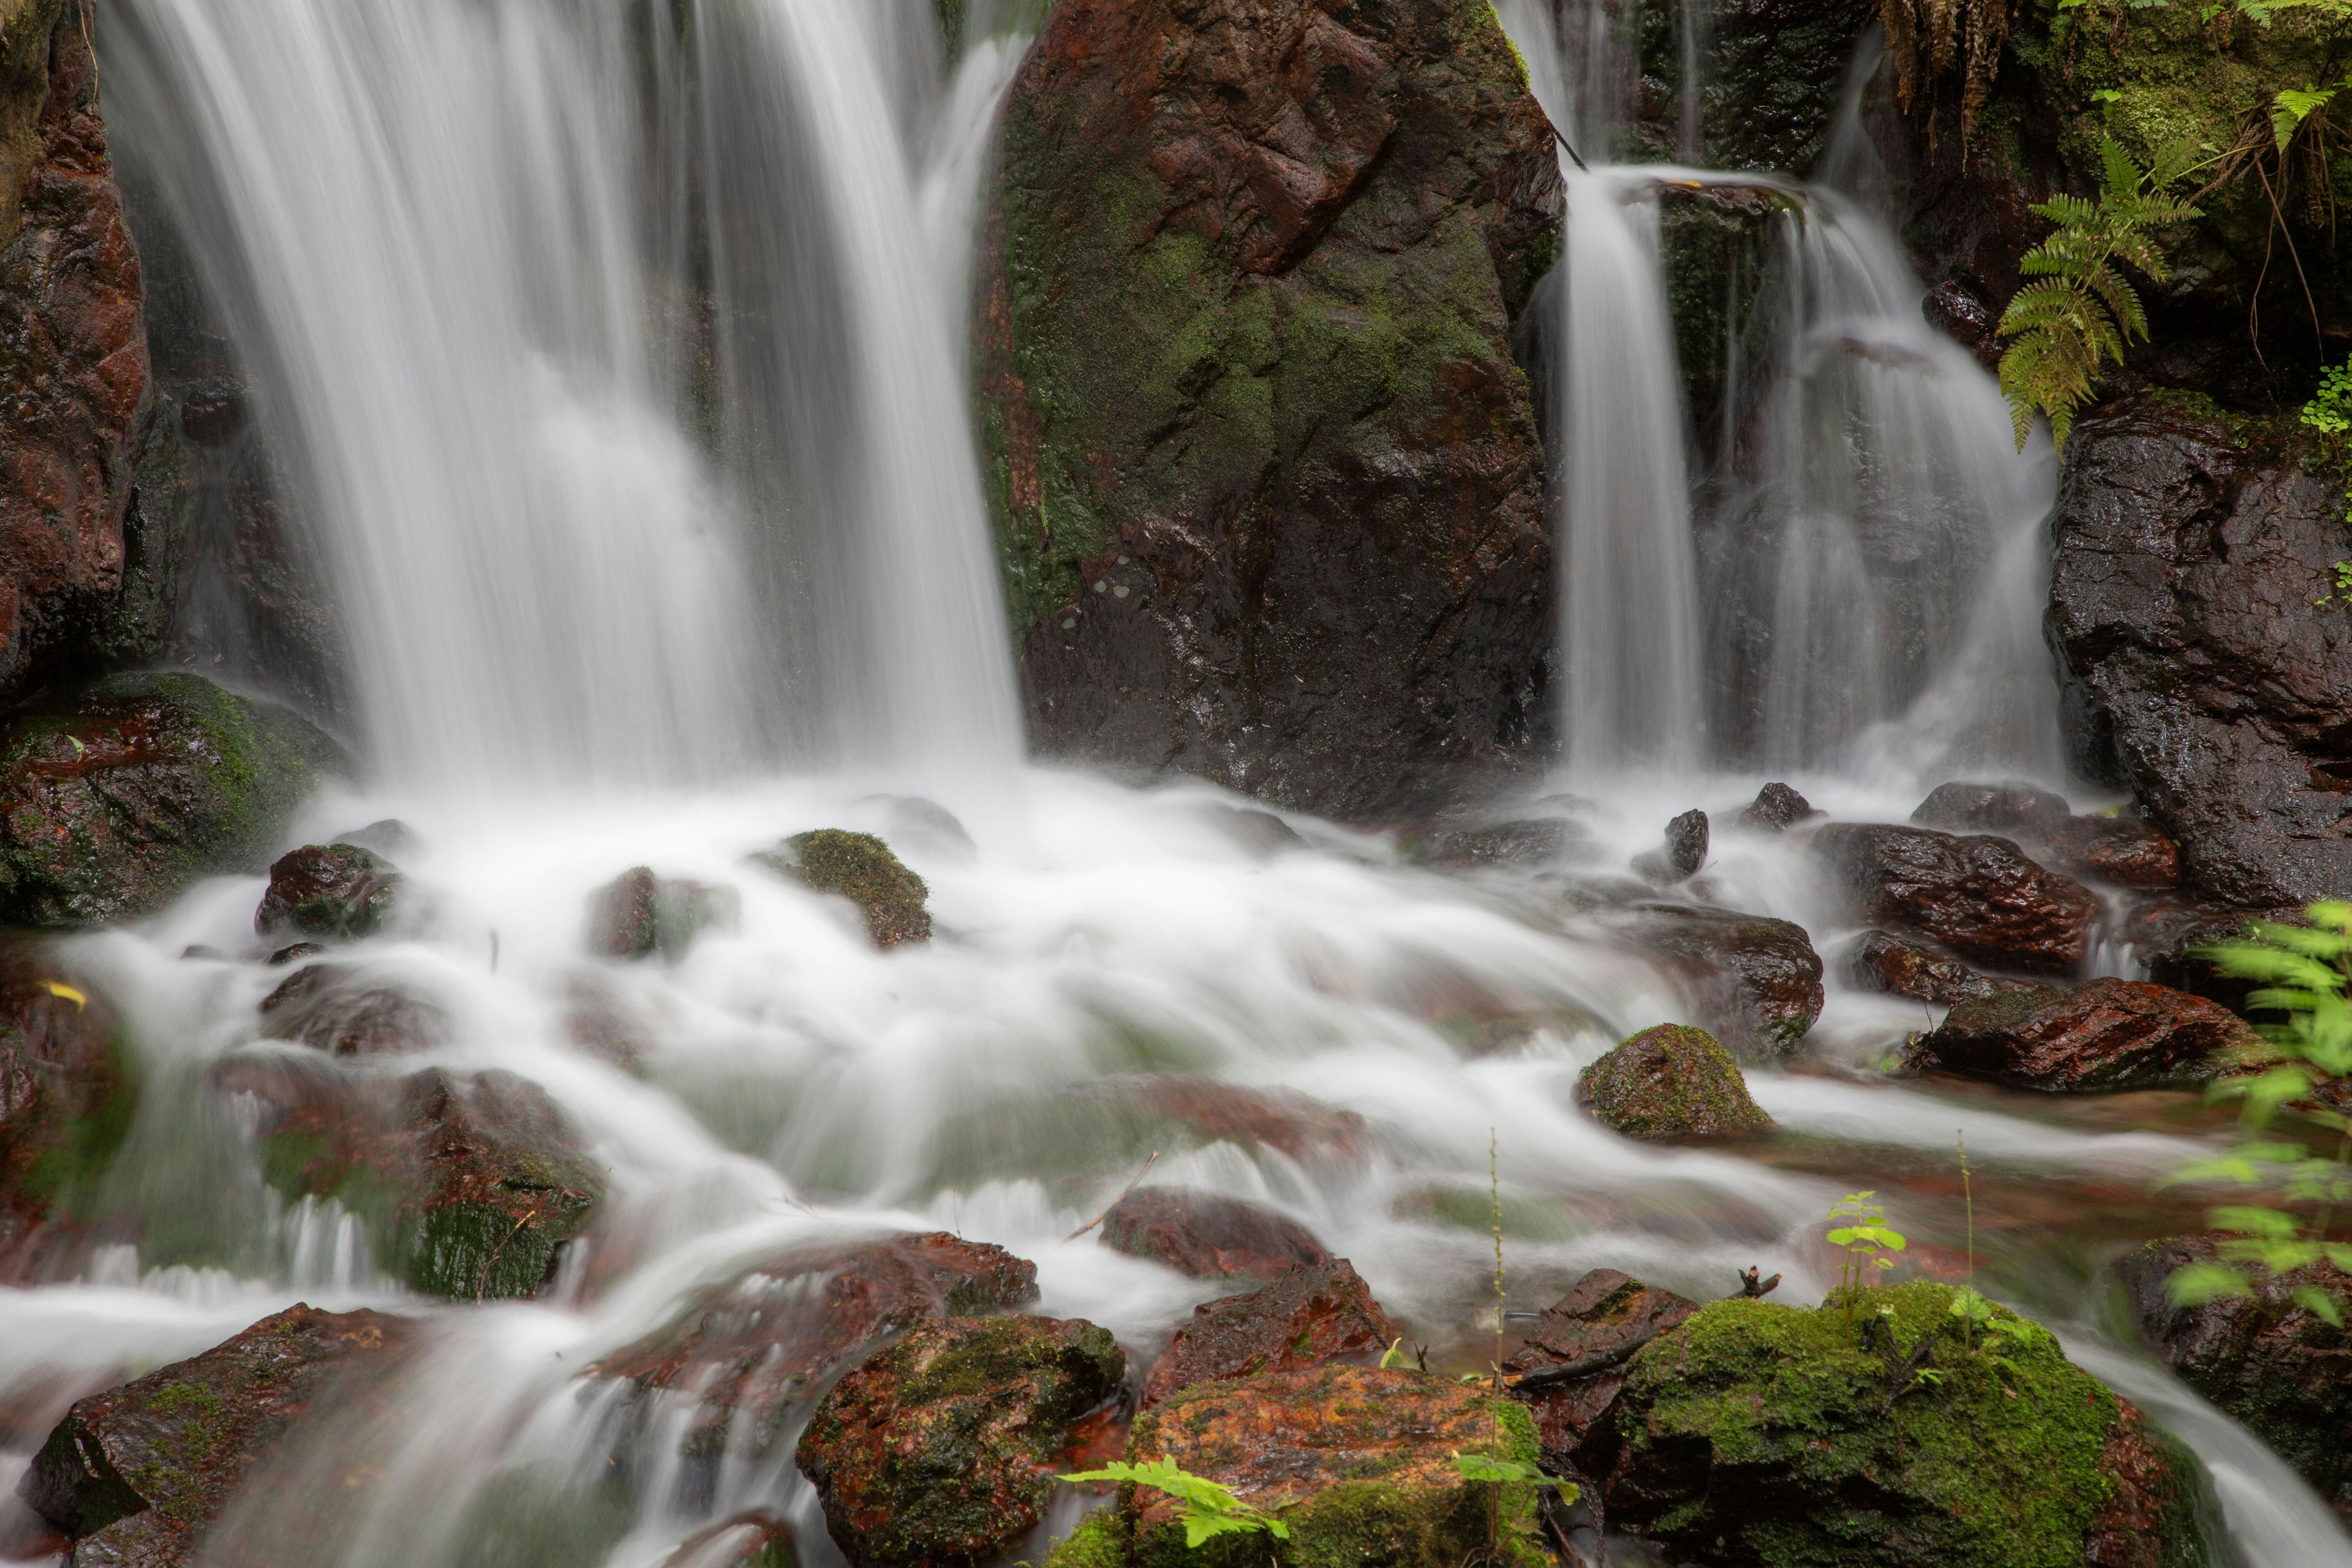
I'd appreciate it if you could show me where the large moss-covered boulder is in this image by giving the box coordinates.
[1608,1282,2206,1567]
[796,1314,1125,1568]
[977,0,1561,818]
[0,937,133,1279]
[0,672,345,927]
[1575,1024,1773,1139]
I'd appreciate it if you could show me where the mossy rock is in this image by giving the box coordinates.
[756,829,930,948]
[1575,1024,1773,1139]
[0,672,346,928]
[1609,1281,2207,1568]
[254,842,402,941]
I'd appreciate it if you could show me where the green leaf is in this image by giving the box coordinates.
[2274,85,2338,151]
[2293,1284,2346,1326]
[2166,1261,2256,1306]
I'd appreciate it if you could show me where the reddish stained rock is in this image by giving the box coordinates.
[1140,1257,1396,1407]
[1814,822,2101,975]
[795,1314,1123,1568]
[254,843,401,942]
[1502,1268,1697,1480]
[1131,1076,1368,1164]
[2121,1234,2352,1517]
[660,1512,797,1568]
[2084,1400,2211,1567]
[1096,1186,1330,1283]
[255,963,445,1058]
[592,1231,1039,1462]
[0,0,157,711]
[0,939,129,1281]
[216,1057,602,1300]
[1845,929,2048,1009]
[1905,978,2265,1091]
[586,866,737,961]
[2044,815,2181,891]
[1605,903,1824,1060]
[17,1304,418,1568]
[1574,1024,1772,1140]
[1910,782,2073,837]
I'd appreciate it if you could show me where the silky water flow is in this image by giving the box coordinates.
[0,1,2340,1564]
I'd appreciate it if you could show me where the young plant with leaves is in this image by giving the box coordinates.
[1058,1458,1292,1550]
[1826,1190,1908,1317]
[2162,901,2352,1322]
[1999,137,2203,450]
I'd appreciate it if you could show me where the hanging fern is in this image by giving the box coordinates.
[1997,138,2203,450]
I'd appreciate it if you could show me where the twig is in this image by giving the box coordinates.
[1555,126,1591,173]
[1064,1150,1159,1240]
[1507,1340,1644,1392]
[2253,153,2326,356]
[476,1204,543,1302]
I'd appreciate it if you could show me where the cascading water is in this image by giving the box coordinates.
[0,2,2345,1566]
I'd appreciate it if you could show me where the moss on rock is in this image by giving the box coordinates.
[756,829,930,948]
[1576,1023,1773,1139]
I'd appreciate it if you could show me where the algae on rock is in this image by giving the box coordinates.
[1577,1023,1774,1139]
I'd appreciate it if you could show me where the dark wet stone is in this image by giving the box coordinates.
[255,963,445,1058]
[2119,898,2294,1017]
[1921,277,2002,370]
[254,843,401,942]
[796,1315,1123,1568]
[1140,1258,1397,1407]
[1814,822,2100,974]
[1904,978,2265,1091]
[594,1231,1038,1465]
[1576,1024,1773,1139]
[1607,903,1824,1060]
[18,1304,418,1567]
[1635,809,1709,884]
[1097,1186,1330,1283]
[2042,814,2182,890]
[265,942,323,967]
[1502,1268,1697,1480]
[752,830,930,948]
[1420,812,1593,869]
[1911,781,2073,837]
[0,941,131,1281]
[1738,782,1817,832]
[585,867,736,961]
[1846,929,2046,1009]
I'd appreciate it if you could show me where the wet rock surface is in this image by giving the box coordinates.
[753,829,930,948]
[1502,1267,1697,1481]
[586,866,736,960]
[1846,929,2047,1009]
[1814,821,2100,974]
[1911,781,2072,837]
[1096,1186,1330,1283]
[0,0,163,712]
[1128,1076,1369,1165]
[796,1314,1123,1568]
[979,0,1561,818]
[593,1231,1039,1463]
[221,1058,603,1300]
[255,962,445,1058]
[1738,781,1816,832]
[2049,395,2352,908]
[1577,1023,1773,1139]
[660,1513,797,1568]
[1608,1282,2204,1567]
[1905,978,2264,1091]
[2044,815,2182,890]
[2121,897,2290,1016]
[0,940,129,1279]
[1140,1257,1396,1407]
[254,843,401,942]
[2122,1234,2352,1515]
[1634,807,1709,884]
[1606,902,1824,1060]
[0,672,345,927]
[18,1303,418,1568]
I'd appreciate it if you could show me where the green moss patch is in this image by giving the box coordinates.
[1577,1023,1774,1139]
[756,829,930,948]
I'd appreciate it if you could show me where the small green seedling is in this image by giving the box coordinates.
[1827,1191,1907,1314]
[1452,1452,1580,1545]
[1058,1458,1291,1549]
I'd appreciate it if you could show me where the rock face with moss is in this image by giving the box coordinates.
[1608,1281,2206,1567]
[1576,1024,1773,1139]
[2122,1234,2352,1517]
[18,1303,418,1568]
[1906,978,2264,1091]
[1140,1257,1397,1406]
[755,830,930,948]
[1503,1267,1697,1481]
[0,672,345,927]
[217,1056,603,1300]
[0,938,133,1280]
[796,1314,1125,1568]
[593,1231,1039,1469]
[2049,395,2352,910]
[976,0,1561,818]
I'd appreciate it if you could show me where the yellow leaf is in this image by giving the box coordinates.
[42,981,86,1008]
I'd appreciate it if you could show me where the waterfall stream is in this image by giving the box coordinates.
[0,2,2343,1565]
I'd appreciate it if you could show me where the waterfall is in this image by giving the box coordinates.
[104,0,1020,796]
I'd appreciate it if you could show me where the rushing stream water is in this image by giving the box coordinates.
[2,0,2346,1563]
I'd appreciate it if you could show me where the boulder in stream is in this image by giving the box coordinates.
[753,829,930,948]
[1634,808,1709,884]
[1575,1023,1773,1139]
[18,1303,419,1568]
[1140,1257,1397,1407]
[1502,1267,1697,1481]
[0,940,133,1280]
[254,962,447,1058]
[0,672,345,927]
[1606,903,1824,1060]
[1096,1186,1330,1283]
[586,866,736,960]
[254,842,401,941]
[1904,978,2266,1091]
[1738,781,1817,832]
[796,1314,1124,1568]
[1814,821,2100,974]
[1845,929,2047,1009]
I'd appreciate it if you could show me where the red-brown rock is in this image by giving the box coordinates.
[592,1231,1039,1463]
[254,843,402,942]
[0,938,128,1281]
[1097,1186,1330,1283]
[1905,978,2264,1091]
[1502,1268,1697,1480]
[1132,1076,1369,1164]
[0,0,157,709]
[1140,1257,1396,1406]
[18,1304,418,1568]
[1606,902,1824,1060]
[1815,822,2101,974]
[586,866,736,960]
[2043,815,2181,890]
[1846,929,2048,1009]
[255,963,445,1058]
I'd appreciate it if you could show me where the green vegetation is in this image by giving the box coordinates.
[1825,1189,1907,1307]
[758,829,931,948]
[1058,1460,1292,1550]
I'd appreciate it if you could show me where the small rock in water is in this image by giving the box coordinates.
[266,941,325,966]
[1130,1076,1370,1165]
[256,963,447,1057]
[2043,813,2181,889]
[1416,803,1594,869]
[1634,807,1709,883]
[796,1315,1123,1568]
[1846,929,2045,1009]
[1606,903,1824,1060]
[1739,781,1817,832]
[1903,978,2266,1091]
[1097,1186,1331,1283]
[1577,1024,1773,1139]
[20,1303,419,1567]
[1814,821,2100,974]
[1140,1259,1396,1406]
[584,867,737,961]
[254,843,402,941]
[331,818,424,860]
[753,829,931,948]
[1911,780,2073,837]
[1502,1268,1697,1479]
[879,796,975,860]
